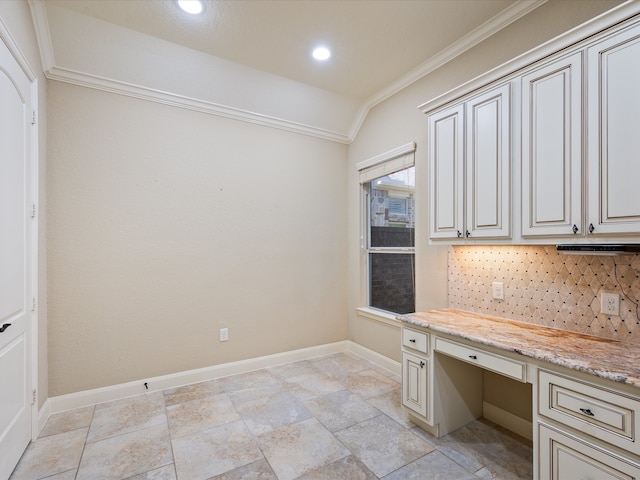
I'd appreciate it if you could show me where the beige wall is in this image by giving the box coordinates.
[347,0,623,361]
[0,0,48,409]
[47,83,348,396]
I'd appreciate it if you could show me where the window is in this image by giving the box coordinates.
[358,143,416,315]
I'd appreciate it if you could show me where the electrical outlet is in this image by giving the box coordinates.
[492,281,504,300]
[220,328,229,342]
[601,292,620,316]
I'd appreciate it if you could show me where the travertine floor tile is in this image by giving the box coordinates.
[87,392,166,443]
[10,428,87,480]
[11,352,534,480]
[303,389,381,432]
[76,424,172,480]
[383,450,478,479]
[338,369,399,399]
[211,459,277,479]
[284,371,345,401]
[172,420,262,480]
[258,417,350,480]
[366,388,412,428]
[308,353,370,378]
[39,405,94,438]
[295,454,377,480]
[219,369,279,393]
[163,379,224,406]
[128,464,177,480]
[235,390,312,435]
[267,360,319,379]
[166,393,240,438]
[335,414,434,478]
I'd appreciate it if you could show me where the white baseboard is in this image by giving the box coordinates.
[37,398,51,436]
[483,401,533,441]
[48,340,397,415]
[347,342,401,376]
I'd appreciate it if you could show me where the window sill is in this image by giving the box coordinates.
[356,307,403,328]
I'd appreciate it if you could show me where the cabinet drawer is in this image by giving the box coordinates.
[539,423,640,480]
[402,328,429,354]
[434,337,526,382]
[539,370,640,455]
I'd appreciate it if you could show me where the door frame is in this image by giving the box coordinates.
[0,17,40,441]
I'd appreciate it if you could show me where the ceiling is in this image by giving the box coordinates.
[34,0,545,142]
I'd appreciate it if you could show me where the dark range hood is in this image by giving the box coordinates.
[557,244,640,255]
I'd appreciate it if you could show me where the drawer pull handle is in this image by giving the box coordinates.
[579,408,595,417]
[420,361,425,368]
[0,323,11,333]
[409,338,416,343]
[469,355,478,360]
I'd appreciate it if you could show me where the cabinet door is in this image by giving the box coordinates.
[402,351,429,419]
[539,423,640,480]
[428,103,464,239]
[522,53,583,237]
[587,24,640,235]
[465,83,511,239]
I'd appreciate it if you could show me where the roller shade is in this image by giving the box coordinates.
[357,142,416,183]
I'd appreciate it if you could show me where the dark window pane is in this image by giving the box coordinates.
[370,226,414,248]
[369,253,415,314]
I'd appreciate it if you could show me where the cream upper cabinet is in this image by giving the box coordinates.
[428,83,511,240]
[465,84,511,239]
[586,22,640,236]
[428,103,464,239]
[521,52,583,237]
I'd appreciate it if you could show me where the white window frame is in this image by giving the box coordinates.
[356,142,416,322]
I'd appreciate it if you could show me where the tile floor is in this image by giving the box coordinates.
[10,352,533,480]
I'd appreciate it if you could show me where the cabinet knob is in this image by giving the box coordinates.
[468,355,478,360]
[466,230,471,238]
[409,338,416,343]
[572,224,579,234]
[588,223,595,234]
[579,407,595,417]
[457,230,462,238]
[420,361,425,368]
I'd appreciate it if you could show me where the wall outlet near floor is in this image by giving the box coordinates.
[220,328,229,342]
[601,292,620,316]
[492,281,504,300]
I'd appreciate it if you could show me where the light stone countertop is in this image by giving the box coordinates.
[399,309,640,387]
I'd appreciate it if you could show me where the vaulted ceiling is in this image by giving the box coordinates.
[29,0,546,142]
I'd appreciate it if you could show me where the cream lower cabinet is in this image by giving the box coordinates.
[401,327,430,420]
[402,351,428,419]
[537,369,640,480]
[400,324,640,479]
[539,423,640,480]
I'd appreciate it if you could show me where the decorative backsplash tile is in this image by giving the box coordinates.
[448,245,640,343]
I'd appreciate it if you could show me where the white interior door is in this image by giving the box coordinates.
[0,35,34,480]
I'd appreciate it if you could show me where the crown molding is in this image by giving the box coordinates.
[346,0,547,141]
[45,65,352,144]
[27,0,555,145]
[417,0,640,113]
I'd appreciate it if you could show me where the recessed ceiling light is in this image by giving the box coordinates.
[312,46,331,61]
[178,0,203,15]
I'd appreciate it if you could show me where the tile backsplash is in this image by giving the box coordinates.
[448,245,640,343]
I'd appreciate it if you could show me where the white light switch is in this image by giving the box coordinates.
[492,282,504,300]
[601,293,620,316]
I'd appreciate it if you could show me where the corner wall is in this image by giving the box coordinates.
[346,0,623,361]
[47,82,349,397]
